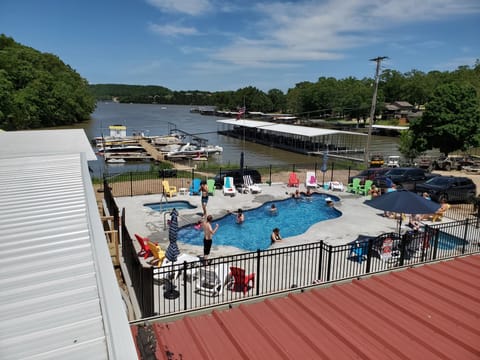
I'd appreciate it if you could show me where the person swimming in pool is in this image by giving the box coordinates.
[269,203,278,215]
[271,227,282,244]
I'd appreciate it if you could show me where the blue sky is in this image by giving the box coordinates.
[1,0,479,92]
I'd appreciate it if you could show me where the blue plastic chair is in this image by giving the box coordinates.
[189,178,201,195]
[349,241,368,263]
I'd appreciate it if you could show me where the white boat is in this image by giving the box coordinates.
[98,145,145,155]
[165,143,223,160]
[106,158,126,164]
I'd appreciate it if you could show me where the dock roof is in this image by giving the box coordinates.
[217,119,366,137]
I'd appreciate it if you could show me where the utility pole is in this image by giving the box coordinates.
[364,56,388,166]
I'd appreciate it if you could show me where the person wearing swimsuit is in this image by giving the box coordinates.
[202,215,219,261]
[200,180,208,216]
[271,227,282,245]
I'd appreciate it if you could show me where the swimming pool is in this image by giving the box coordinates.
[178,193,341,251]
[144,201,196,212]
[437,231,468,250]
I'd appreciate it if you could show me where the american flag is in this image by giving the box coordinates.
[236,106,246,120]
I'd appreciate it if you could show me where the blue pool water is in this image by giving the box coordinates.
[145,201,196,212]
[437,232,468,250]
[178,193,341,251]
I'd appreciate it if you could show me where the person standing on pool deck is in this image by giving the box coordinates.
[200,180,208,216]
[203,215,219,261]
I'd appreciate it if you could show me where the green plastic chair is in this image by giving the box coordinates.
[207,179,215,196]
[358,179,373,196]
[347,178,361,193]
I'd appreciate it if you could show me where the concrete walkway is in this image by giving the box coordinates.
[115,183,400,258]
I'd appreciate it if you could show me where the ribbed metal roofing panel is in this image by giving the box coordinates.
[0,153,136,359]
[133,255,480,359]
[0,129,97,160]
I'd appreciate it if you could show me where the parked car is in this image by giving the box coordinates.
[374,167,438,191]
[415,156,435,171]
[348,167,390,185]
[433,155,476,171]
[416,176,477,203]
[214,169,261,189]
[386,156,400,168]
[369,154,384,168]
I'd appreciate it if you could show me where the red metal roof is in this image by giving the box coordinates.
[131,255,480,359]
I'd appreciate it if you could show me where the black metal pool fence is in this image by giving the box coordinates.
[119,204,480,319]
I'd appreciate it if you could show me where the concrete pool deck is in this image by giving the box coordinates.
[115,183,402,258]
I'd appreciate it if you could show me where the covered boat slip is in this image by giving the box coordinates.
[217,118,367,161]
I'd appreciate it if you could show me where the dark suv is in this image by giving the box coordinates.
[348,168,389,185]
[416,176,477,203]
[214,169,261,189]
[374,167,438,191]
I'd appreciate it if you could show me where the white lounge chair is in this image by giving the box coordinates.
[306,171,319,188]
[153,253,200,282]
[328,181,345,191]
[223,176,237,196]
[243,174,262,194]
[195,263,231,296]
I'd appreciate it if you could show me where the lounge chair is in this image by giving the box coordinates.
[207,179,216,196]
[162,180,177,197]
[223,176,237,196]
[305,171,319,188]
[230,266,255,295]
[157,253,200,282]
[189,178,201,195]
[135,233,153,259]
[243,174,262,194]
[288,172,300,187]
[328,181,345,191]
[346,178,361,194]
[147,240,166,267]
[348,240,368,263]
[357,179,373,196]
[195,263,231,296]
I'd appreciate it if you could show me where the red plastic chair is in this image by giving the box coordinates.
[230,266,255,295]
[288,172,299,187]
[135,234,152,259]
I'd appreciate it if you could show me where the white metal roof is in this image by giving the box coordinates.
[0,129,97,161]
[372,124,409,130]
[0,153,136,359]
[217,119,366,137]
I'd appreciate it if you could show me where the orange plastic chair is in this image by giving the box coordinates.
[230,266,255,295]
[288,172,299,187]
[135,233,152,259]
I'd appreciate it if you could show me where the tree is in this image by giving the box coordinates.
[0,34,96,130]
[410,83,480,155]
[398,130,423,164]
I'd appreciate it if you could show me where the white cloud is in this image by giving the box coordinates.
[149,23,199,36]
[207,0,480,67]
[146,0,212,15]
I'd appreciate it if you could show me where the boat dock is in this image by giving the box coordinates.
[138,139,165,161]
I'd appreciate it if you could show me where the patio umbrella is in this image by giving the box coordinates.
[166,208,180,262]
[364,190,441,234]
[321,150,328,185]
[164,208,181,299]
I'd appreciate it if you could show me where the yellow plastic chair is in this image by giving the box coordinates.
[162,180,177,197]
[147,241,165,267]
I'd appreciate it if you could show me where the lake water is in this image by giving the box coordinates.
[80,102,401,177]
